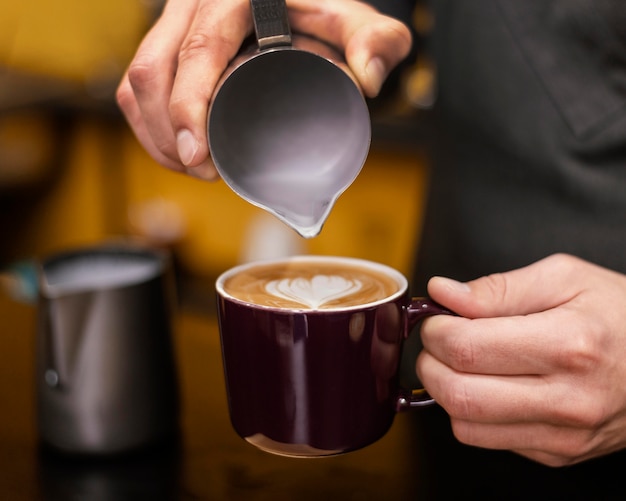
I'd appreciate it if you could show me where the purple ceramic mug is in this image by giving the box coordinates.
[215,255,450,457]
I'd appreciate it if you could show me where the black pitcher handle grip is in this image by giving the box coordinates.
[250,0,292,50]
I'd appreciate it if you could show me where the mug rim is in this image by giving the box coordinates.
[215,255,408,313]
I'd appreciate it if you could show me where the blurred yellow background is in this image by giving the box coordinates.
[0,0,429,281]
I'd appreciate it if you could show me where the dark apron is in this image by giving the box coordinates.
[405,1,626,498]
[414,0,626,288]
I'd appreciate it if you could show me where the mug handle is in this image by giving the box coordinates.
[396,298,454,410]
[250,0,292,50]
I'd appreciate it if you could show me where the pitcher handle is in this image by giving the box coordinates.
[250,0,292,50]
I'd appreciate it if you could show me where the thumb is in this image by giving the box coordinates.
[426,254,581,319]
[289,2,413,98]
[344,20,413,97]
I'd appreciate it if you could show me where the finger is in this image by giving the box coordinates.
[420,306,591,375]
[418,351,543,423]
[124,0,198,167]
[427,254,585,319]
[288,0,413,97]
[512,444,626,467]
[458,420,626,467]
[450,419,599,467]
[117,73,185,173]
[170,0,253,168]
[118,72,219,180]
[417,350,607,427]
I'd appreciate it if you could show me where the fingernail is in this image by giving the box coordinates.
[436,276,471,293]
[187,160,219,182]
[176,129,198,166]
[365,57,387,95]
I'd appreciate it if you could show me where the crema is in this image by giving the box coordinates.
[222,259,400,310]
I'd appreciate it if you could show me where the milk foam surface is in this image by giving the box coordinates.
[222,259,400,310]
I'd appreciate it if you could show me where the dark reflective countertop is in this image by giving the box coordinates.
[3,285,626,500]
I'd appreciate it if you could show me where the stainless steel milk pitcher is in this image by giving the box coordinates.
[36,244,179,455]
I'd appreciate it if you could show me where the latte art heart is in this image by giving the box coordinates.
[265,275,363,309]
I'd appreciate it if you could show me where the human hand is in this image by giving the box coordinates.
[417,254,626,467]
[116,0,412,179]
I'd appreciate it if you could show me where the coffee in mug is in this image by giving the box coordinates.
[216,256,450,458]
[221,258,399,309]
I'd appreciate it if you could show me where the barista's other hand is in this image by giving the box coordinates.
[116,0,412,179]
[417,254,626,467]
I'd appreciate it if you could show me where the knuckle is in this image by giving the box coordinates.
[550,434,594,463]
[447,335,476,372]
[442,380,475,420]
[546,252,579,270]
[558,328,601,374]
[481,272,510,305]
[551,388,609,430]
[115,83,133,111]
[179,33,211,62]
[543,253,584,281]
[127,56,161,91]
[178,32,230,67]
[565,400,608,430]
[347,4,413,50]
